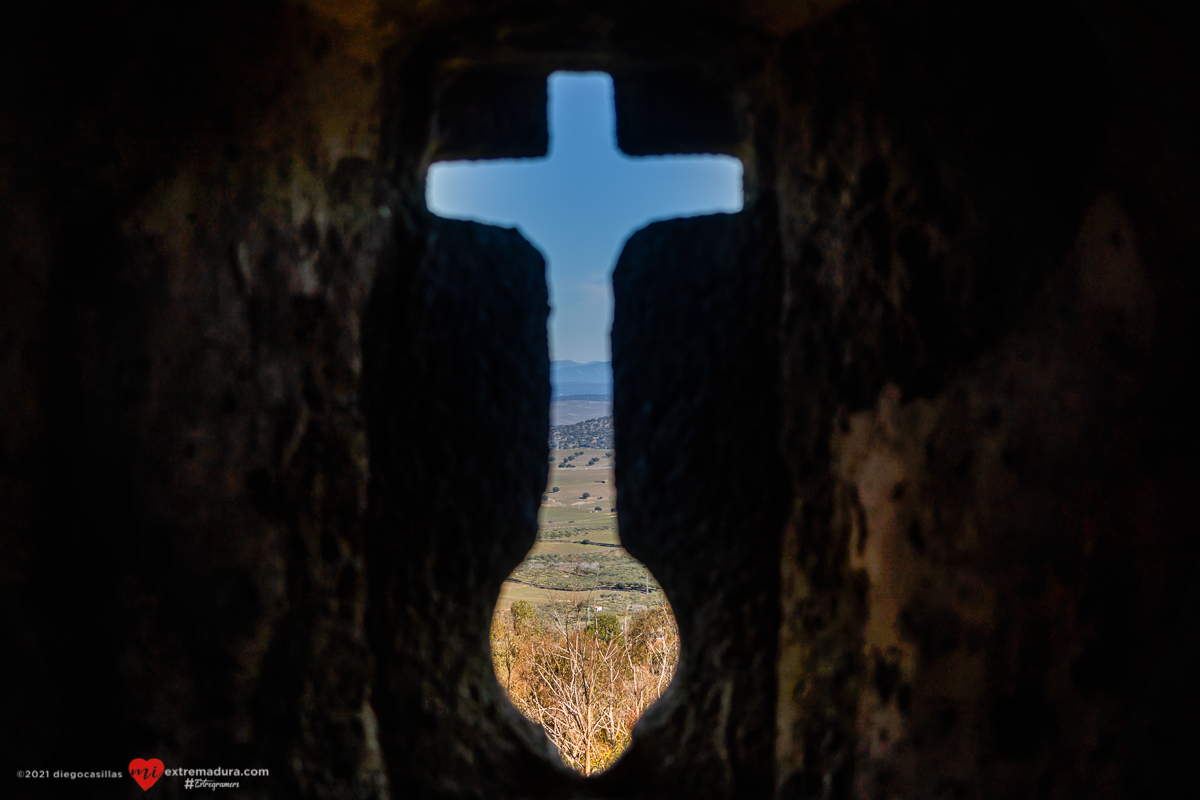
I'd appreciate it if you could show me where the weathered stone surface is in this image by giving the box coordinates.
[2,2,386,797]
[605,209,787,799]
[362,213,566,798]
[772,3,1200,798]
[2,1,1198,799]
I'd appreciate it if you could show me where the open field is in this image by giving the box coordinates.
[539,447,617,526]
[492,453,678,776]
[496,448,667,620]
[550,397,612,426]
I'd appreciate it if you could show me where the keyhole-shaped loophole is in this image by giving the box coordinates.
[427,71,742,775]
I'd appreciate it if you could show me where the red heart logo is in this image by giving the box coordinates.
[128,758,165,791]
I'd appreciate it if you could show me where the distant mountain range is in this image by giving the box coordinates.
[551,360,611,398]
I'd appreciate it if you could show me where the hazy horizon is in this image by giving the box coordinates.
[550,358,611,400]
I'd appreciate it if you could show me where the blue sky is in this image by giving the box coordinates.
[426,72,743,364]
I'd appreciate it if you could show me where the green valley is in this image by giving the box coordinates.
[496,446,667,619]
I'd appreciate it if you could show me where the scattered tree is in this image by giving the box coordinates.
[510,600,537,634]
[586,613,622,644]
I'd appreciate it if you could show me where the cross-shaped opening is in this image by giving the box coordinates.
[427,71,743,775]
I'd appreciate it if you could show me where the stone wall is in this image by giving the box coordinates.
[2,1,1197,798]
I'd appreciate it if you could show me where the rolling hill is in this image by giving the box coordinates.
[550,415,613,449]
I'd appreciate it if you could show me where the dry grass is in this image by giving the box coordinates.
[493,448,677,773]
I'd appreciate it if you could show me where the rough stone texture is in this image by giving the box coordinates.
[362,213,565,799]
[2,1,1198,799]
[604,209,787,799]
[772,3,1200,797]
[1,2,387,798]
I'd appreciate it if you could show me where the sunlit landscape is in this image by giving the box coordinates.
[490,441,678,773]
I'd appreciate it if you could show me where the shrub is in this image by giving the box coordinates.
[492,601,679,776]
[510,600,538,635]
[585,613,622,644]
